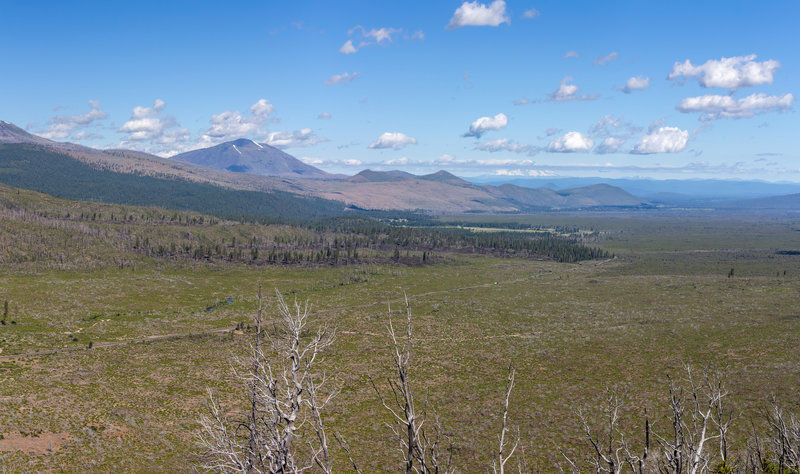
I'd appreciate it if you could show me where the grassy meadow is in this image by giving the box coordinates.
[1,187,799,471]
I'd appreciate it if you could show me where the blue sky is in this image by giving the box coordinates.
[1,1,797,180]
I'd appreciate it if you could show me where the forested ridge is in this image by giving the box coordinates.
[0,144,346,220]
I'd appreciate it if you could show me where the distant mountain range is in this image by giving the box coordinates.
[473,175,800,204]
[1,120,797,215]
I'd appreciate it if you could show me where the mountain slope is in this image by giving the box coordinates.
[484,184,569,208]
[0,120,98,154]
[419,170,473,186]
[172,139,334,179]
[0,144,346,219]
[348,169,417,183]
[717,192,800,210]
[0,120,53,145]
[558,183,646,207]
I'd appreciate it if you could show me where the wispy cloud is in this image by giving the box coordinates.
[523,8,540,19]
[676,93,794,120]
[475,138,537,155]
[594,137,625,154]
[324,72,360,85]
[593,52,618,66]
[549,76,598,102]
[40,100,107,140]
[383,156,409,166]
[339,25,421,54]
[588,115,640,154]
[495,169,556,177]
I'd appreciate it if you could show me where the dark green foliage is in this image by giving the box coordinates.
[0,144,345,220]
[307,216,609,263]
[711,460,736,473]
[759,460,799,474]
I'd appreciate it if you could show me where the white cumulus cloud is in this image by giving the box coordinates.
[676,93,794,120]
[118,99,190,155]
[547,131,594,153]
[249,98,275,118]
[324,72,360,85]
[463,112,508,138]
[317,112,332,119]
[369,132,417,149]
[563,51,579,59]
[447,0,510,29]
[668,54,781,90]
[199,99,275,145]
[40,100,107,140]
[619,76,651,94]
[265,128,327,148]
[632,126,689,154]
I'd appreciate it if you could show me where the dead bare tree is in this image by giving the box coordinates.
[654,366,731,474]
[493,365,519,474]
[559,390,649,474]
[560,366,733,474]
[756,396,800,473]
[371,295,454,474]
[197,286,336,473]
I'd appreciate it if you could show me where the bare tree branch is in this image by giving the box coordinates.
[197,287,336,473]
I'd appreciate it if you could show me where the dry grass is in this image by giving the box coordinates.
[1,207,800,470]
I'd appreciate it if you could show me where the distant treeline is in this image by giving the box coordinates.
[303,216,610,263]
